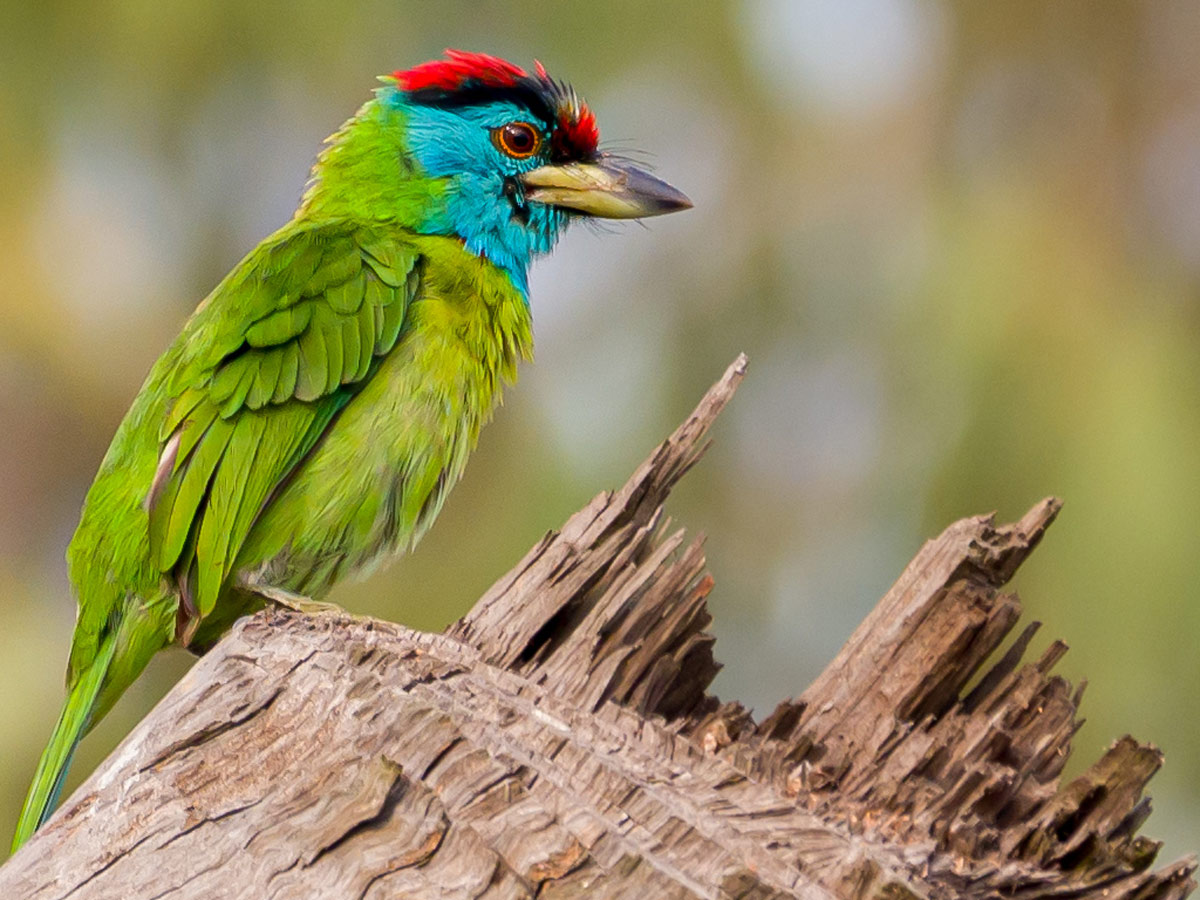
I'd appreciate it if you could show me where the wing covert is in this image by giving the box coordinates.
[147,221,419,622]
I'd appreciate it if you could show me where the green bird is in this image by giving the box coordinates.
[12,49,690,851]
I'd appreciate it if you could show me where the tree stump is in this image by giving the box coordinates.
[1,355,1194,899]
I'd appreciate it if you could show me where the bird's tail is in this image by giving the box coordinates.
[10,631,118,853]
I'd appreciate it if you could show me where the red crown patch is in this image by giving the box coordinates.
[394,50,600,160]
[394,50,526,93]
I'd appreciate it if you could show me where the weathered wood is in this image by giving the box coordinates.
[1,353,1193,899]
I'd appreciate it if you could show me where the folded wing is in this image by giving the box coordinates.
[146,221,419,623]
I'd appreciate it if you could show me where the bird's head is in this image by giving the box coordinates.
[300,50,691,293]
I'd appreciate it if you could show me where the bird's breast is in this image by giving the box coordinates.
[240,240,533,595]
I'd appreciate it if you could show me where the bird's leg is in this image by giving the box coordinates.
[240,577,345,617]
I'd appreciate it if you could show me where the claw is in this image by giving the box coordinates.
[242,579,345,616]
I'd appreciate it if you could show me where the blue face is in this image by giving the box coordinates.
[389,93,569,295]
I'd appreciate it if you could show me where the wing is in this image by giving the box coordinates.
[146,220,419,622]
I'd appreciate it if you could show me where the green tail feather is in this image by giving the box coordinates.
[11,632,118,853]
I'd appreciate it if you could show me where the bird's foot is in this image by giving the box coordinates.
[252,584,345,617]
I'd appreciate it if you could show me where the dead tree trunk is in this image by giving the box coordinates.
[1,355,1194,899]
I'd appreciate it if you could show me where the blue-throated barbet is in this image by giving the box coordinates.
[12,49,691,851]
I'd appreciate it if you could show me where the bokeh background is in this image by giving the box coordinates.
[1,0,1198,859]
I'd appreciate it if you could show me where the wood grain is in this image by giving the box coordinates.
[2,354,1193,899]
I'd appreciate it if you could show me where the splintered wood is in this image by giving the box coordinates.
[2,354,1193,899]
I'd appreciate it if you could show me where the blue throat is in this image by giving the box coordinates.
[380,88,569,296]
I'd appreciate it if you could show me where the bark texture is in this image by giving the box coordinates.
[2,354,1194,900]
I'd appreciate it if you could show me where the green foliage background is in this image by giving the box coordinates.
[0,0,1196,858]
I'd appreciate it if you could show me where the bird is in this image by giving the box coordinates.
[11,49,691,851]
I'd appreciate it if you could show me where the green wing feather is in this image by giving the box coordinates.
[10,628,119,851]
[148,220,418,620]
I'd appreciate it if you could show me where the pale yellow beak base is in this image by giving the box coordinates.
[520,159,692,219]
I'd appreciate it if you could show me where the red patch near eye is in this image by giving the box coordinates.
[395,49,527,93]
[553,104,599,160]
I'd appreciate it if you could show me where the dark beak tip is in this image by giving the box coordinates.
[671,192,694,212]
[626,167,692,217]
[643,191,692,218]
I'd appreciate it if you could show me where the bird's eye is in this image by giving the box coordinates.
[492,122,542,159]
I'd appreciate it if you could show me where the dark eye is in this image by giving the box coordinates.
[492,122,542,159]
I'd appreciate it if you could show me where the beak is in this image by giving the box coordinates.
[520,157,692,219]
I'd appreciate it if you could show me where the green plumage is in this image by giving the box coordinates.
[12,53,690,852]
[13,210,531,853]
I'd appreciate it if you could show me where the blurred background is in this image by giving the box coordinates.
[1,0,1198,859]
